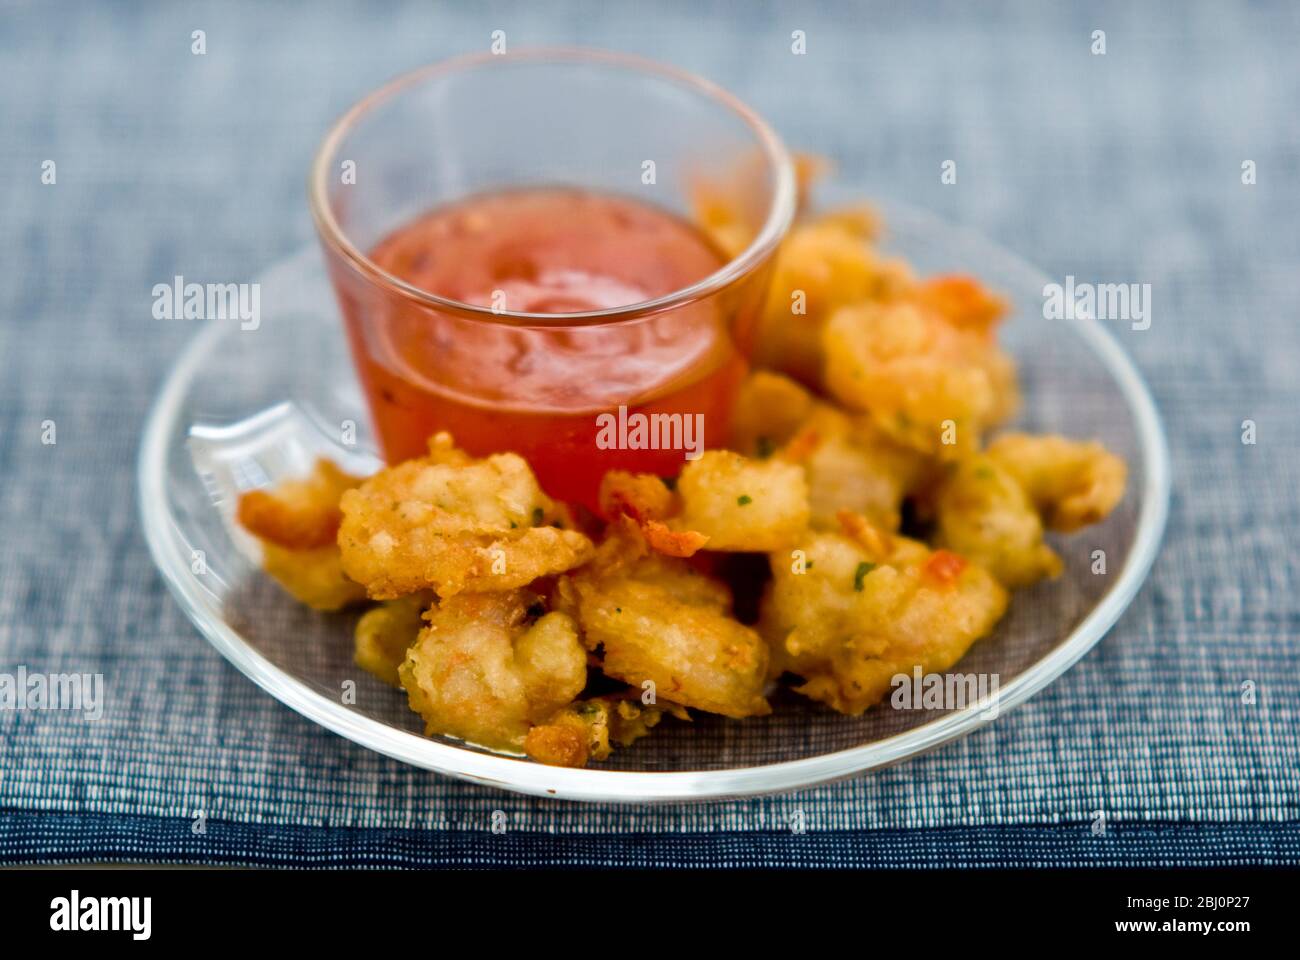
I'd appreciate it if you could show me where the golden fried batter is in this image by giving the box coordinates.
[782,402,934,532]
[759,513,1008,714]
[755,212,914,386]
[237,458,362,550]
[237,459,367,610]
[558,522,771,718]
[259,543,367,611]
[986,433,1127,532]
[338,432,594,598]
[934,456,1063,588]
[600,450,809,554]
[907,274,1009,336]
[674,450,809,551]
[728,370,934,532]
[823,300,1019,459]
[524,695,689,768]
[399,589,587,752]
[354,593,434,686]
[598,470,708,557]
[728,369,817,459]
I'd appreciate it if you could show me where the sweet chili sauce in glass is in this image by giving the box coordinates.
[335,188,767,511]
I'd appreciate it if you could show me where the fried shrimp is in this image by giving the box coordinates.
[759,513,1008,714]
[728,369,818,459]
[399,589,587,752]
[337,432,594,599]
[934,455,1064,588]
[755,212,915,386]
[598,470,708,557]
[781,402,934,532]
[823,300,1019,459]
[237,459,362,550]
[257,544,367,611]
[557,521,771,718]
[236,459,368,610]
[674,451,809,551]
[353,593,434,687]
[524,695,689,768]
[600,450,809,554]
[986,433,1127,532]
[728,370,933,531]
[906,274,1009,335]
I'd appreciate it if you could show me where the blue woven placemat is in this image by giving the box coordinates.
[1,0,1297,867]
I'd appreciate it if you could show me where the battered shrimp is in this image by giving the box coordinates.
[236,459,367,610]
[728,370,933,531]
[226,190,1132,768]
[337,432,594,599]
[557,521,771,718]
[933,455,1063,588]
[759,513,1008,714]
[598,470,707,557]
[600,450,810,554]
[399,589,587,752]
[257,544,367,611]
[907,274,1009,336]
[524,695,689,768]
[755,212,914,386]
[673,451,809,551]
[781,402,934,532]
[728,369,817,460]
[237,458,362,550]
[353,593,434,686]
[986,433,1127,531]
[823,300,1019,459]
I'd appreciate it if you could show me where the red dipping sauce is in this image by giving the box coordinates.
[328,188,774,510]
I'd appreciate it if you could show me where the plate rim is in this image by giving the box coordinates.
[137,202,1171,803]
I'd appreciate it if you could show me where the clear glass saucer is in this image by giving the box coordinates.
[138,199,1170,802]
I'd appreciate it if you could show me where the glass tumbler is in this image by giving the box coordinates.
[309,48,796,509]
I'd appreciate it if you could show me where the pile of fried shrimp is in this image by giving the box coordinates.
[235,182,1127,769]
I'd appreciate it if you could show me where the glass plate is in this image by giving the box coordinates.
[138,199,1170,802]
